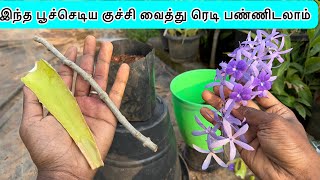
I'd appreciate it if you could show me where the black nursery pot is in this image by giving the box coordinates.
[107,40,156,122]
[94,97,183,180]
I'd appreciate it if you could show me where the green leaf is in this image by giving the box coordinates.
[308,22,320,48]
[306,108,312,117]
[305,57,320,74]
[298,86,313,104]
[278,95,295,108]
[185,29,198,37]
[21,60,104,169]
[286,75,307,92]
[234,158,247,179]
[291,42,305,63]
[310,36,320,49]
[309,78,320,91]
[286,68,298,77]
[311,22,320,41]
[307,29,315,40]
[167,29,177,36]
[283,30,291,62]
[309,78,320,86]
[271,76,288,96]
[273,61,290,77]
[294,103,306,119]
[297,98,312,107]
[290,62,304,73]
[309,44,320,57]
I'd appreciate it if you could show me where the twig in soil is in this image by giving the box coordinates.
[33,36,158,152]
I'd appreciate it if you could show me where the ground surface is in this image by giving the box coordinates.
[0,30,240,180]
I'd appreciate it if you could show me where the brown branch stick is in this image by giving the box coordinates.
[33,36,158,152]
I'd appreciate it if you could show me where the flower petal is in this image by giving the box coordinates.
[225,99,233,111]
[219,62,228,70]
[212,110,221,121]
[212,124,221,133]
[277,56,284,63]
[229,141,236,161]
[225,81,234,90]
[227,115,242,125]
[279,36,285,50]
[234,140,254,151]
[233,124,249,138]
[206,82,220,88]
[192,130,207,136]
[211,138,230,148]
[236,49,242,61]
[193,144,210,154]
[241,50,252,59]
[212,153,228,167]
[195,115,206,129]
[269,76,277,81]
[279,48,292,55]
[202,153,212,170]
[234,71,243,80]
[225,100,235,116]
[258,40,265,57]
[223,119,233,137]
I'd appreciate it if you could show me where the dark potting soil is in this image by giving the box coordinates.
[111,54,144,64]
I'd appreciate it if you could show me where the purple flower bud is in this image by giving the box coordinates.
[228,163,235,171]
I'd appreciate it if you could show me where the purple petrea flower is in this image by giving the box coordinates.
[211,120,254,161]
[192,115,212,136]
[193,144,227,169]
[192,115,221,139]
[253,71,272,91]
[206,69,234,102]
[230,83,252,104]
[193,29,292,170]
[224,114,242,126]
[225,60,247,80]
[252,71,277,97]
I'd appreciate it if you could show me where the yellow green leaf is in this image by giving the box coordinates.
[234,158,247,179]
[21,59,103,169]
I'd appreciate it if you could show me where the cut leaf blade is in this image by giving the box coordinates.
[21,59,103,169]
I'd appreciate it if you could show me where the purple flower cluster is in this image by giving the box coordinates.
[192,29,292,170]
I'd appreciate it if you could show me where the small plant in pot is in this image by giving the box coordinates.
[164,29,202,63]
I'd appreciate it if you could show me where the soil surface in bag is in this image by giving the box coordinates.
[111,55,144,64]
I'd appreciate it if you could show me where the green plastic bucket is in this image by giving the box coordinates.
[170,69,220,150]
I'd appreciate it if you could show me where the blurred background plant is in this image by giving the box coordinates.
[270,28,320,122]
[166,29,199,37]
[125,29,160,42]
